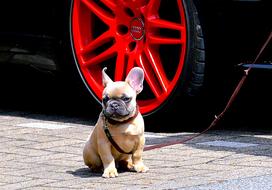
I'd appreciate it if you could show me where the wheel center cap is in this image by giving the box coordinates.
[130,17,145,41]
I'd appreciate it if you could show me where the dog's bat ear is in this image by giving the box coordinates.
[125,67,144,94]
[102,67,113,87]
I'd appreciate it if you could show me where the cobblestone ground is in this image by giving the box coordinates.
[0,111,272,189]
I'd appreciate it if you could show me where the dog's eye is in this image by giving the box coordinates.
[102,95,110,104]
[122,96,131,103]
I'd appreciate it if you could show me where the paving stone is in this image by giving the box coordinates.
[181,174,272,190]
[0,146,51,157]
[24,187,81,190]
[0,161,45,171]
[0,178,57,189]
[0,174,33,184]
[25,170,77,181]
[0,128,55,141]
[212,156,272,167]
[0,153,28,162]
[46,145,84,156]
[1,139,36,147]
[41,178,101,189]
[205,167,272,181]
[183,163,245,171]
[149,175,217,189]
[48,180,128,190]
[18,153,76,163]
[10,133,66,143]
[1,165,61,176]
[35,158,84,168]
[21,139,84,150]
[189,150,234,158]
[0,125,19,131]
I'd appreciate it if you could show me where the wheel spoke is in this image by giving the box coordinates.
[144,47,169,92]
[115,49,127,81]
[148,35,183,44]
[148,18,184,31]
[136,54,161,98]
[147,0,160,13]
[81,0,114,25]
[81,31,112,54]
[100,0,116,11]
[126,54,136,75]
[84,45,116,67]
[147,0,156,6]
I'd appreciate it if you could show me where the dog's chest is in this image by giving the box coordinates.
[110,124,143,155]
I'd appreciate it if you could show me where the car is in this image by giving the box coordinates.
[0,0,270,129]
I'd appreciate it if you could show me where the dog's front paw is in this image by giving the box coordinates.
[134,163,149,173]
[102,167,118,178]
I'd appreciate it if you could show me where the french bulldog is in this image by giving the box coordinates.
[83,67,149,178]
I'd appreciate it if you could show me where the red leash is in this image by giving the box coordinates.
[144,31,272,152]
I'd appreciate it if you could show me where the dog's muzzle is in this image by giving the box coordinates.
[104,100,130,119]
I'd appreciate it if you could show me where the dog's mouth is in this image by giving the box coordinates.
[103,109,131,120]
[103,104,139,125]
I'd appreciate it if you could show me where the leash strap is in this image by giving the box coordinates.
[103,118,133,154]
[144,30,272,152]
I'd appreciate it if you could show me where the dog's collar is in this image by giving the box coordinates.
[103,105,139,125]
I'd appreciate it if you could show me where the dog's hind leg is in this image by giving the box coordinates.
[83,141,102,172]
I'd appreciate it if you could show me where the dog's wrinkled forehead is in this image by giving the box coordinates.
[103,81,136,98]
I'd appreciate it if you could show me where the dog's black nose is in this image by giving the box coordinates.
[110,102,119,110]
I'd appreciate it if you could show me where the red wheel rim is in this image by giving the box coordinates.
[71,0,187,115]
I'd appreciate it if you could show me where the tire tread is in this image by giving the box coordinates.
[186,2,205,96]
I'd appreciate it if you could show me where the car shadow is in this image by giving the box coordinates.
[144,130,272,158]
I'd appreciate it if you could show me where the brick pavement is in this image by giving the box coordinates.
[0,112,272,189]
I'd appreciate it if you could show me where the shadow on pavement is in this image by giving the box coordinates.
[66,168,101,178]
[67,167,133,178]
[144,131,272,158]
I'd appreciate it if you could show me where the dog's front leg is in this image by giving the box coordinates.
[98,142,118,178]
[132,137,149,173]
